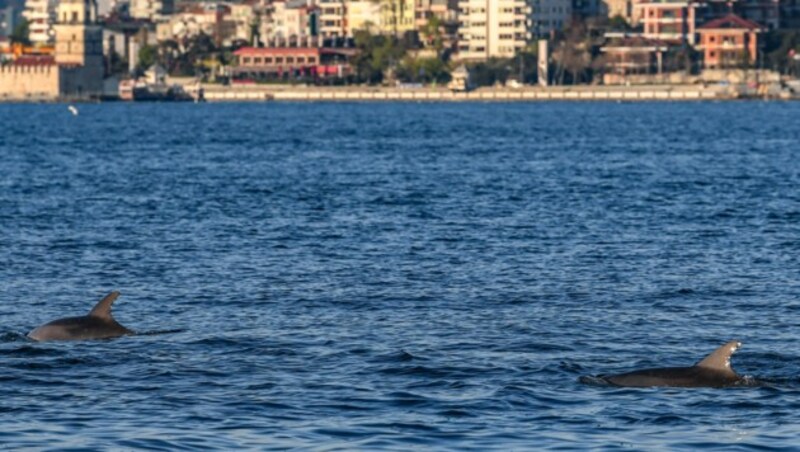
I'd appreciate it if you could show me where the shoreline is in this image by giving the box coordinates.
[1,84,795,103]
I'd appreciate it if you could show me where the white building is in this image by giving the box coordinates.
[130,0,174,20]
[22,0,57,44]
[457,0,529,60]
[155,4,237,45]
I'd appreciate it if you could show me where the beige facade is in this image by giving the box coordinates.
[604,0,633,21]
[381,0,417,35]
[265,1,318,42]
[319,0,346,37]
[457,0,529,60]
[347,0,383,34]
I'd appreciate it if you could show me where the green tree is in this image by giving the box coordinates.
[510,46,538,84]
[10,19,31,46]
[137,45,158,71]
[763,30,800,73]
[351,29,408,84]
[106,50,129,75]
[607,15,631,32]
[420,16,444,53]
[396,56,450,84]
[468,58,512,87]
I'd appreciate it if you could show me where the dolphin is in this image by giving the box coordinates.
[591,340,745,388]
[28,291,134,342]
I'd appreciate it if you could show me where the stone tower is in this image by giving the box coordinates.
[54,0,104,97]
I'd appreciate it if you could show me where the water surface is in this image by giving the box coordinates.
[1,102,800,449]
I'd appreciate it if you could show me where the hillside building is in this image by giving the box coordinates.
[0,0,104,99]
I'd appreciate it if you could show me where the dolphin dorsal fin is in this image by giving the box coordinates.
[88,291,121,319]
[696,340,741,371]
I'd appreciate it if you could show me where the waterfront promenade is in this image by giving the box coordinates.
[194,84,736,102]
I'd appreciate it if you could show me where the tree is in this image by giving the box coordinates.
[396,56,450,84]
[663,45,700,74]
[510,45,538,84]
[351,29,408,84]
[551,19,594,84]
[106,50,129,76]
[468,58,512,87]
[137,45,158,71]
[10,19,31,46]
[152,33,222,78]
[763,30,800,73]
[607,15,631,33]
[420,16,444,54]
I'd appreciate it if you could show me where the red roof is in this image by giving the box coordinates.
[13,55,56,66]
[234,47,323,57]
[699,14,763,31]
[234,47,359,57]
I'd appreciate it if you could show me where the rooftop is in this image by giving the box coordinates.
[699,14,763,30]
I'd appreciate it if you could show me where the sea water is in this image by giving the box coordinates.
[1,102,799,449]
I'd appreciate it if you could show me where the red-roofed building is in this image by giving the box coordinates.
[232,47,357,80]
[697,14,763,68]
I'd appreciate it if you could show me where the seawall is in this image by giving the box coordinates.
[200,85,732,102]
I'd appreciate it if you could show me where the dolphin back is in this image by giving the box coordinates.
[27,291,134,342]
[596,340,744,388]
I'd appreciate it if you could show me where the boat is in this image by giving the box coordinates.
[119,65,194,102]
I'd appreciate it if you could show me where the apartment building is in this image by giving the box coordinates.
[457,0,529,60]
[530,0,571,37]
[22,0,57,44]
[636,0,701,44]
[318,0,346,38]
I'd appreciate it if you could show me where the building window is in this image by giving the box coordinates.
[265,57,273,63]
[308,56,316,63]
[297,57,305,63]
[254,57,262,64]
[243,57,251,64]
[287,57,295,63]
[276,57,284,63]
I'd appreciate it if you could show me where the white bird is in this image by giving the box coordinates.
[68,105,79,116]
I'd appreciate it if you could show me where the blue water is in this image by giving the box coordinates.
[1,102,800,449]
